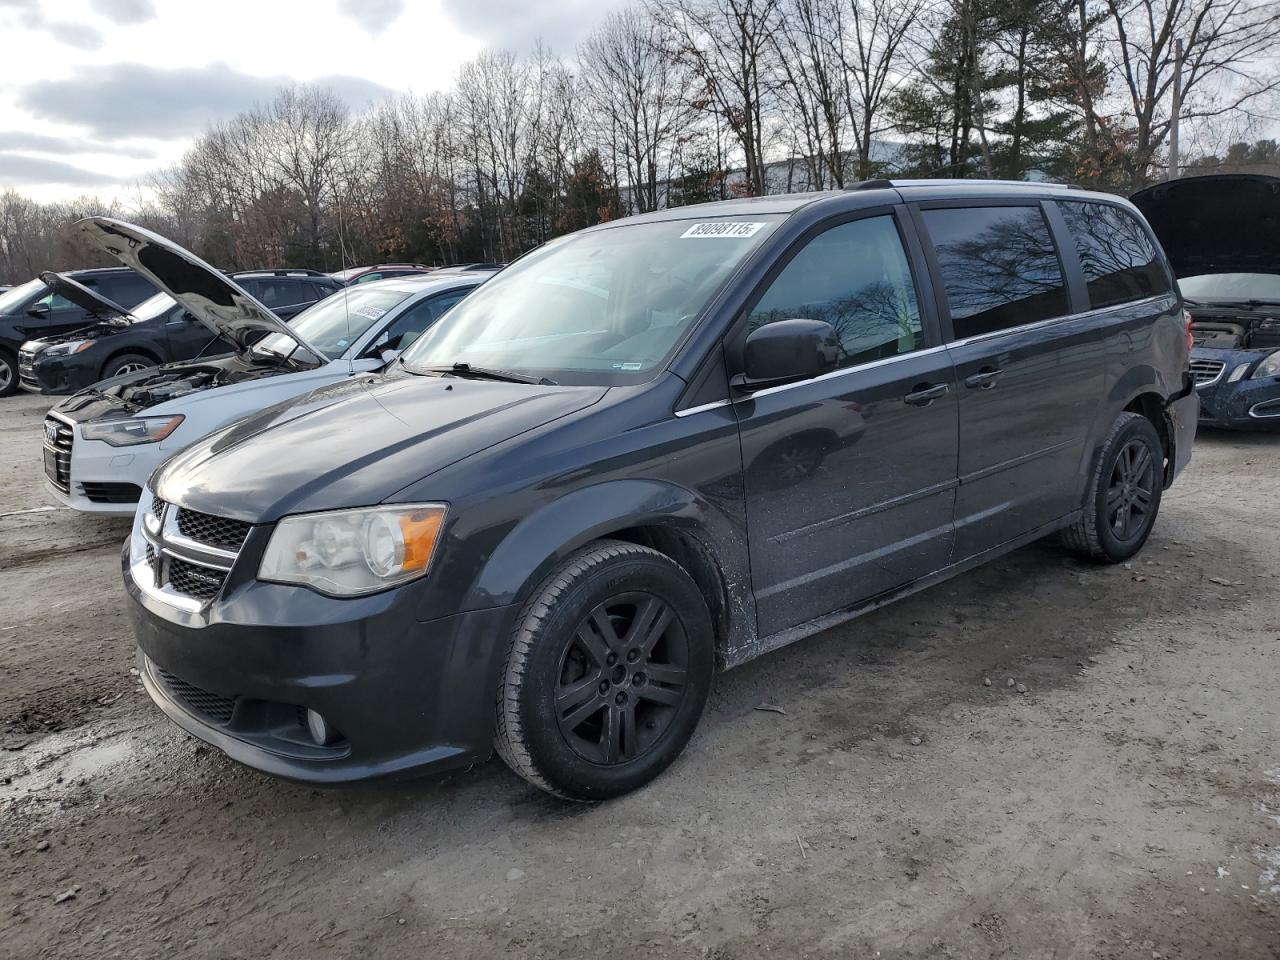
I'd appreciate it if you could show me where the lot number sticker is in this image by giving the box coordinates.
[680,221,767,239]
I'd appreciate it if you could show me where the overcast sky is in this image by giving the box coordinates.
[0,0,624,202]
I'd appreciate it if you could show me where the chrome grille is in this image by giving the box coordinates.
[18,347,37,389]
[1190,358,1225,386]
[43,416,73,493]
[134,495,252,607]
[176,508,252,552]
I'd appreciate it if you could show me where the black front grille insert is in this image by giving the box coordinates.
[80,481,142,504]
[176,508,252,551]
[43,417,73,493]
[144,543,161,579]
[154,665,236,725]
[167,557,227,601]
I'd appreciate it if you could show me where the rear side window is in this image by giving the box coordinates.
[748,215,923,368]
[1059,201,1171,309]
[98,273,157,308]
[922,205,1069,339]
[245,280,306,308]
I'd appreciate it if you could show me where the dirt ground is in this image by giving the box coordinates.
[1,389,1277,960]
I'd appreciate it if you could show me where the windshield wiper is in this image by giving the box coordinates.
[426,362,557,385]
[1198,298,1280,310]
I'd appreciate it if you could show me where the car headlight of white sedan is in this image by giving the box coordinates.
[81,415,185,446]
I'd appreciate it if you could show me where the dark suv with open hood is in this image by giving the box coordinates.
[125,180,1196,800]
[1132,174,1280,428]
[19,269,342,395]
[0,267,158,395]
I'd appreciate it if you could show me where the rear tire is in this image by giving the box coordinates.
[1061,412,1164,562]
[0,349,17,396]
[494,540,714,801]
[101,352,154,381]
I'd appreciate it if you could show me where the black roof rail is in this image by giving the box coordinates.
[846,178,895,191]
[228,268,332,278]
[881,177,1082,190]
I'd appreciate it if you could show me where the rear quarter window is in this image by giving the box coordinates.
[922,205,1070,339]
[1059,201,1172,309]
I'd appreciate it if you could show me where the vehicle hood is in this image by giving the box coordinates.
[155,373,608,521]
[37,270,132,321]
[75,217,326,361]
[1130,174,1280,277]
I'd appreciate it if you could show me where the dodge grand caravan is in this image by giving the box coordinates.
[126,180,1197,800]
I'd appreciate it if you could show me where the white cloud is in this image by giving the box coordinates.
[337,0,403,35]
[90,0,158,24]
[19,63,395,139]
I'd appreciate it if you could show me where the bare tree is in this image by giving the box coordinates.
[580,8,690,212]
[1060,0,1280,188]
[840,0,928,180]
[649,0,782,196]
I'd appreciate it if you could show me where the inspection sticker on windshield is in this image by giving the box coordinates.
[680,221,767,239]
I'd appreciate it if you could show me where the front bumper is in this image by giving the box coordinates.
[124,546,518,783]
[1196,373,1280,429]
[19,356,90,395]
[42,411,153,515]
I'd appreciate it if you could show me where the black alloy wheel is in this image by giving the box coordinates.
[494,540,714,801]
[1106,437,1156,542]
[1061,412,1164,562]
[554,592,689,765]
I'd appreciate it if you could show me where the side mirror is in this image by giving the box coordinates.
[27,303,50,319]
[733,318,840,392]
[379,348,401,365]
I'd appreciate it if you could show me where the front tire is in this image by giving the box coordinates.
[101,352,154,380]
[494,540,714,801]
[0,349,17,396]
[1062,412,1164,562]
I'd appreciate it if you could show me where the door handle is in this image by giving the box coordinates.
[964,367,1004,389]
[903,382,949,406]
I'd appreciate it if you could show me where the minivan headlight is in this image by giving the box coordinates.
[259,504,447,597]
[81,415,184,446]
[1250,351,1280,380]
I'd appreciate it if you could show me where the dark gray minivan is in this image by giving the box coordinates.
[124,180,1197,800]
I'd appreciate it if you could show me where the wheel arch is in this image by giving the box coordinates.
[461,479,755,665]
[1084,364,1178,497]
[101,345,161,378]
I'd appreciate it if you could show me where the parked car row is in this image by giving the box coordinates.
[2,262,505,398]
[44,222,492,512]
[25,175,1277,802]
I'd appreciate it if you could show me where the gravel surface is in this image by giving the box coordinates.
[1,389,1277,959]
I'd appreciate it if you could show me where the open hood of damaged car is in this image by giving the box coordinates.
[1130,174,1280,278]
[37,270,132,322]
[75,217,326,362]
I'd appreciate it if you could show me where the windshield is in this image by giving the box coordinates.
[401,216,780,384]
[1181,273,1280,303]
[129,292,179,323]
[254,287,415,360]
[0,278,45,314]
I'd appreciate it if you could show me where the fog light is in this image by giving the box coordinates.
[305,709,340,745]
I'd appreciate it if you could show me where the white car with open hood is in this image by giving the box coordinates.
[43,217,493,515]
